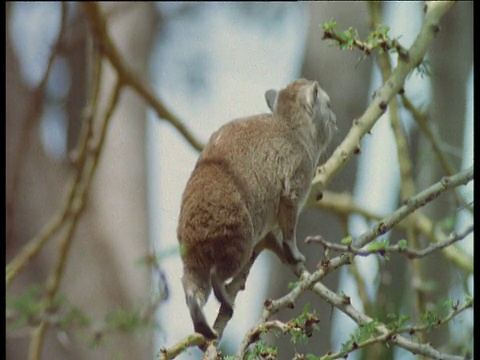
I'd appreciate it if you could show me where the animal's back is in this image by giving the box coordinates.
[197,114,311,239]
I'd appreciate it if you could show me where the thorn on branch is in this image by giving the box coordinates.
[318,258,330,271]
[441,176,450,187]
[264,299,273,310]
[379,100,388,112]
[342,295,351,305]
[377,222,388,235]
[395,44,410,62]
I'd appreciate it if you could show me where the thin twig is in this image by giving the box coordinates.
[311,190,473,272]
[238,320,292,358]
[6,25,104,289]
[307,224,473,260]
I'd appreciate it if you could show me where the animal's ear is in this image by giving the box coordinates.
[265,89,277,113]
[301,81,319,116]
[308,81,319,108]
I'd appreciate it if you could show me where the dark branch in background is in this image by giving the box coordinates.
[6,0,203,295]
[81,3,204,152]
[28,74,124,360]
[401,94,473,215]
[6,2,69,257]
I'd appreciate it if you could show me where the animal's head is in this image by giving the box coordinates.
[265,79,337,147]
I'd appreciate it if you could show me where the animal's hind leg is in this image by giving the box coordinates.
[256,232,307,275]
[210,266,233,316]
[278,197,306,264]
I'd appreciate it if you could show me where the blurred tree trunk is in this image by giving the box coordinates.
[6,3,157,359]
[412,1,473,351]
[265,2,373,356]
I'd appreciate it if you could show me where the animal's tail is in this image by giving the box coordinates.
[182,273,217,339]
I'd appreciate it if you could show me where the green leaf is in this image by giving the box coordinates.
[341,320,380,352]
[341,236,353,245]
[439,213,457,233]
[386,313,410,330]
[367,241,388,251]
[245,340,277,360]
[6,285,46,332]
[59,306,91,328]
[105,307,150,333]
[397,239,407,250]
[302,302,311,314]
[288,281,299,289]
[321,18,338,31]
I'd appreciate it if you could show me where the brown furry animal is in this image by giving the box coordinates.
[177,79,337,339]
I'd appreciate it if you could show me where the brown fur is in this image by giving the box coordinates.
[177,79,337,338]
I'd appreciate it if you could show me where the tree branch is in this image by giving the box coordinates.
[311,282,467,360]
[308,0,456,203]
